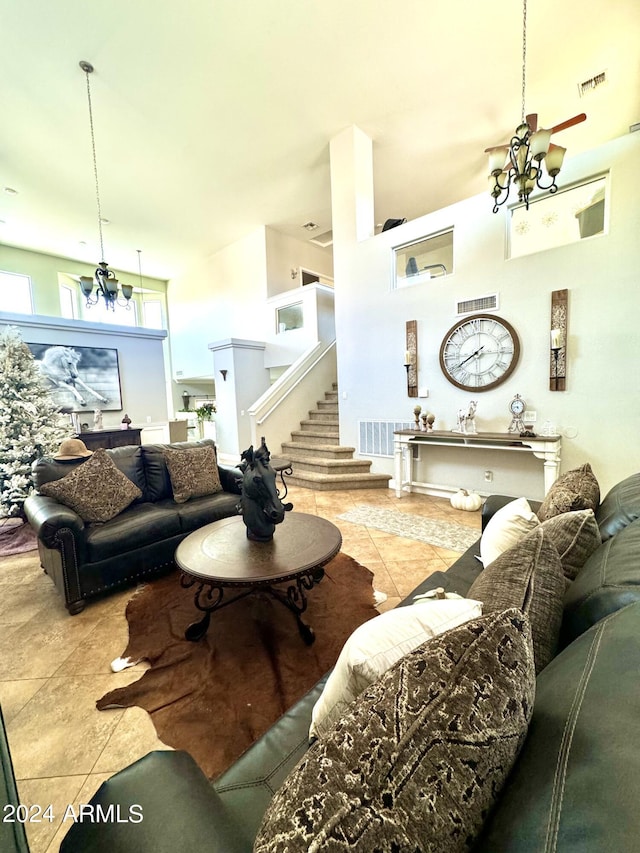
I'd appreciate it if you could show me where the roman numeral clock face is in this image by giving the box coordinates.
[439,314,520,391]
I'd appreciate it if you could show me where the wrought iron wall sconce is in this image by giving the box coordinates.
[549,289,568,391]
[220,369,228,382]
[405,320,418,397]
[550,329,564,391]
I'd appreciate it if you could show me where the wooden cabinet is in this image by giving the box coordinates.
[75,428,142,451]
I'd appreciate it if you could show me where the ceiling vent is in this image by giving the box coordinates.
[309,229,333,248]
[578,70,607,97]
[456,293,499,316]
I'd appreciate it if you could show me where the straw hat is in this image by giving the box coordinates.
[54,438,94,461]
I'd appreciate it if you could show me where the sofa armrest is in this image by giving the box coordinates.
[59,751,249,853]
[23,494,85,548]
[218,464,242,495]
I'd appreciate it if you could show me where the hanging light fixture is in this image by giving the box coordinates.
[78,60,133,310]
[485,0,586,213]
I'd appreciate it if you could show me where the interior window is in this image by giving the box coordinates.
[0,270,33,313]
[143,299,164,329]
[393,230,454,290]
[508,175,608,258]
[59,283,77,319]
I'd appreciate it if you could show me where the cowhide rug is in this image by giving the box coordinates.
[97,553,378,780]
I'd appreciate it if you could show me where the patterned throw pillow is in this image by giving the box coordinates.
[40,448,142,523]
[540,509,602,582]
[163,445,222,503]
[468,526,564,673]
[255,609,535,853]
[537,462,600,521]
[309,596,483,741]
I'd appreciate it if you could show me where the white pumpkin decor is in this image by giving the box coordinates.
[450,488,482,512]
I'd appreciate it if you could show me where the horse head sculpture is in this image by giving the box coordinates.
[239,439,293,541]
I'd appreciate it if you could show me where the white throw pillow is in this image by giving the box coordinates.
[309,596,482,741]
[480,496,540,568]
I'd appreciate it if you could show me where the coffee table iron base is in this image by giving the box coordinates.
[180,567,325,645]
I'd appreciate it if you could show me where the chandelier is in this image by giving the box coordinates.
[78,60,132,310]
[485,0,586,213]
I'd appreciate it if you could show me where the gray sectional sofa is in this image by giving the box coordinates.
[23,439,242,614]
[4,470,640,852]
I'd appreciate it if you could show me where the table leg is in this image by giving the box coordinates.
[181,574,226,642]
[265,568,324,645]
[185,611,211,642]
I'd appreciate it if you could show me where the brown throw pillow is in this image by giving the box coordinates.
[467,526,564,673]
[254,608,535,853]
[39,447,141,523]
[537,462,600,521]
[541,509,602,582]
[163,445,222,503]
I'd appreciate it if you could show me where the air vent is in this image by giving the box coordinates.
[309,230,333,248]
[359,420,412,457]
[578,70,607,97]
[456,293,499,316]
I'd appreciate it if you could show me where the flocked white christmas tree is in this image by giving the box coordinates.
[0,326,67,518]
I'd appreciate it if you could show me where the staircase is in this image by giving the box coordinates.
[281,386,392,491]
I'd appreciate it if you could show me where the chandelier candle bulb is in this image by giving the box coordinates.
[545,144,566,176]
[489,148,508,175]
[530,129,552,160]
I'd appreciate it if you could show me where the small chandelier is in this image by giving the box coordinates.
[486,0,585,213]
[78,60,132,310]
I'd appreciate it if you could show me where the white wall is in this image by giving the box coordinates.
[265,227,333,297]
[331,130,640,499]
[167,227,269,383]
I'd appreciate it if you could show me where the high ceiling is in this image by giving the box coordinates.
[1,0,638,281]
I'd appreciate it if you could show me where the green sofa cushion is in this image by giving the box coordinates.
[561,517,640,645]
[475,600,640,853]
[595,472,640,541]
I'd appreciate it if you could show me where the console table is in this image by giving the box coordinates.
[74,428,142,451]
[393,430,562,498]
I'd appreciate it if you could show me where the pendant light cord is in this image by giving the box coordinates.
[83,65,106,264]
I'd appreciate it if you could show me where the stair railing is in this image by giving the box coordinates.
[248,340,337,452]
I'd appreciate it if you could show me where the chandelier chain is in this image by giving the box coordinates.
[521,0,527,124]
[84,68,106,264]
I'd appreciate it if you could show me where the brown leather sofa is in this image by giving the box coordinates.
[23,439,242,614]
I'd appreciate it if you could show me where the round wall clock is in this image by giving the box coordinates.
[439,314,520,391]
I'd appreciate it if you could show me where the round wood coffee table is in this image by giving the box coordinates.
[175,512,342,644]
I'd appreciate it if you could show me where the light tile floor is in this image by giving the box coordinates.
[0,486,481,853]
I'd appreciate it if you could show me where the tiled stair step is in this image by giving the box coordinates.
[286,456,374,475]
[281,441,355,459]
[290,429,340,446]
[299,418,338,434]
[286,470,392,491]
